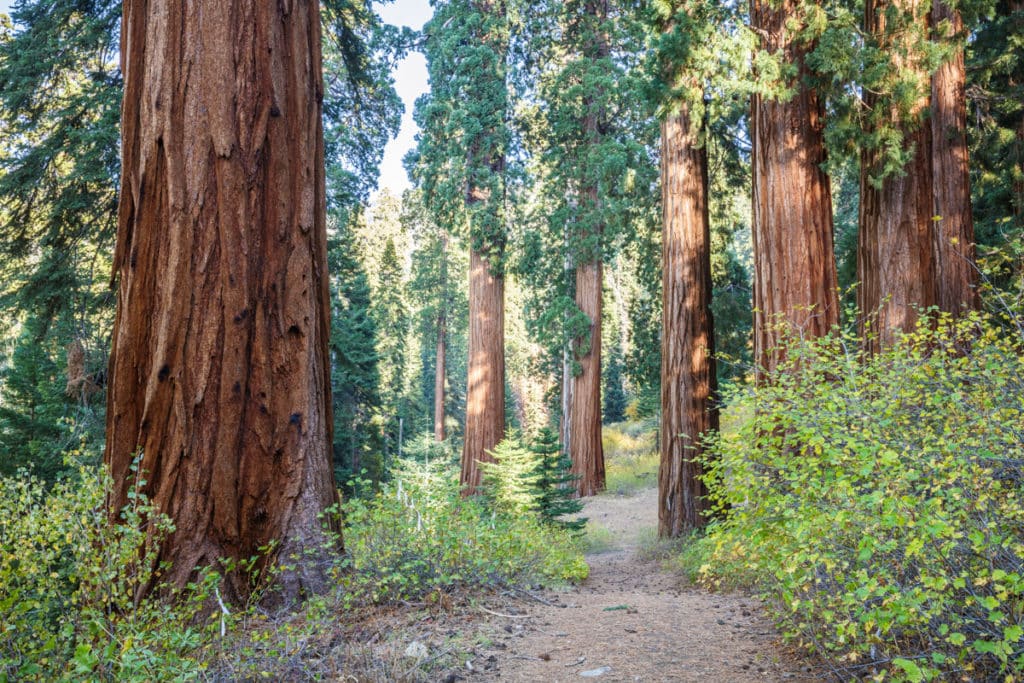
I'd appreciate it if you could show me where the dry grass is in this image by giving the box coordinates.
[602,420,659,496]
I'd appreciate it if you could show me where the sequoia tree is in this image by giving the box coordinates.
[413,0,509,494]
[930,0,979,314]
[750,0,839,375]
[106,0,339,602]
[659,107,719,534]
[858,0,936,351]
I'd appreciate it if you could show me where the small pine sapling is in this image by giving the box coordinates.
[531,428,586,533]
[480,437,543,516]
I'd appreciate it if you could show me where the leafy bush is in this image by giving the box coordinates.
[337,458,588,606]
[0,460,215,682]
[687,312,1024,681]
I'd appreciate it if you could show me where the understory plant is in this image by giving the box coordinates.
[0,460,216,682]
[337,456,588,607]
[687,311,1024,681]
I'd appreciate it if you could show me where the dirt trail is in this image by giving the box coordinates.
[469,487,819,682]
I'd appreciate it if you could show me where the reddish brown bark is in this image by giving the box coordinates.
[750,0,839,378]
[106,0,338,602]
[461,248,505,494]
[565,0,610,498]
[931,2,979,314]
[458,0,507,495]
[858,0,936,352]
[570,259,605,497]
[659,109,719,537]
[433,312,446,442]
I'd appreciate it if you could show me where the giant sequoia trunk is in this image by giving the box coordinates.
[106,0,339,603]
[931,1,979,314]
[659,109,718,536]
[458,0,508,495]
[570,259,605,497]
[750,0,839,377]
[858,0,936,352]
[461,248,505,493]
[566,0,610,498]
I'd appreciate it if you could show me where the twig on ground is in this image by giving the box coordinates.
[479,606,531,619]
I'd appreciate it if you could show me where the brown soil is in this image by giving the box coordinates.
[463,487,822,682]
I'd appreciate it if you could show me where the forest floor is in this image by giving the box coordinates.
[458,486,822,682]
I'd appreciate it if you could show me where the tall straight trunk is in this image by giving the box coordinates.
[458,0,507,494]
[750,0,839,378]
[858,0,936,352]
[566,0,610,498]
[659,109,719,537]
[461,248,505,493]
[433,312,446,442]
[931,2,979,314]
[106,0,338,603]
[570,259,605,496]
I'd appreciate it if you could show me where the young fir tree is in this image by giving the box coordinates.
[530,427,585,533]
[602,348,627,424]
[411,0,511,494]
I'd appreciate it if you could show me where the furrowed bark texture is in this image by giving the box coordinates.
[566,0,610,498]
[433,312,446,442]
[931,2,979,314]
[750,0,839,378]
[571,259,605,497]
[106,0,339,603]
[461,248,505,493]
[858,0,936,352]
[659,110,719,537]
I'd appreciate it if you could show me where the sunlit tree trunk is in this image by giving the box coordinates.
[571,259,605,496]
[659,108,718,536]
[567,0,610,498]
[461,248,505,493]
[858,0,936,352]
[931,1,979,314]
[750,0,839,377]
[458,0,508,495]
[106,0,338,603]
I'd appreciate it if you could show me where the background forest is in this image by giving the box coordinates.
[0,0,1023,680]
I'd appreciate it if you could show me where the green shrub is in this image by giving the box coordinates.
[687,312,1024,681]
[0,459,215,681]
[337,458,588,606]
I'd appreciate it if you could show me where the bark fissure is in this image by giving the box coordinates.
[106,0,339,604]
[659,109,719,536]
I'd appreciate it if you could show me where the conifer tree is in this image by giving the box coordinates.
[522,0,656,496]
[857,0,938,351]
[328,220,383,486]
[373,237,411,460]
[405,191,467,444]
[750,0,839,374]
[412,0,510,494]
[531,427,585,533]
[931,0,979,314]
[106,0,341,602]
[649,0,724,535]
